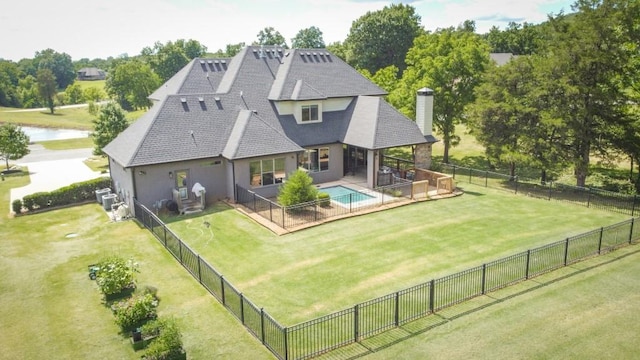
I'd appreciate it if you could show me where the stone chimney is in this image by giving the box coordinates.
[414,88,434,170]
[416,87,434,137]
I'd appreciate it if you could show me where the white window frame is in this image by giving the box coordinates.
[296,102,322,124]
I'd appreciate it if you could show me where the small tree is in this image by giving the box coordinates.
[92,102,128,156]
[36,68,57,114]
[277,169,318,206]
[0,123,30,169]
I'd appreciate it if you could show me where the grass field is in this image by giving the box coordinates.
[0,105,146,131]
[165,183,630,325]
[76,79,106,92]
[0,174,273,359]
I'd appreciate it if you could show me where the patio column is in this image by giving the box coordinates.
[415,143,432,170]
[367,150,377,188]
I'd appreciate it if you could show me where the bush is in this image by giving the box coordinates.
[278,169,318,206]
[96,255,137,295]
[112,293,158,330]
[317,192,330,207]
[143,318,184,360]
[12,199,23,214]
[21,177,112,212]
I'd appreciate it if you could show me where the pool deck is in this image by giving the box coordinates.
[234,175,462,235]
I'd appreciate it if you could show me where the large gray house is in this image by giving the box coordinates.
[103,45,436,215]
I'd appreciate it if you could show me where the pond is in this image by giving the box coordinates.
[21,126,91,142]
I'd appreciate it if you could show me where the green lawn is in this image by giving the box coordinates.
[76,79,106,92]
[0,174,273,360]
[0,105,146,131]
[165,183,630,325]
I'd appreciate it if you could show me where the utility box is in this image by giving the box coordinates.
[96,188,111,204]
[102,194,118,210]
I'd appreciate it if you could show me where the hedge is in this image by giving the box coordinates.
[16,176,112,214]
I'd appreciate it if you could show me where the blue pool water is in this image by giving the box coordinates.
[318,185,375,205]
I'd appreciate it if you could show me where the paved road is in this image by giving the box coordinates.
[9,144,105,211]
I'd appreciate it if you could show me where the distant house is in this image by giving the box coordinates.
[77,67,106,80]
[489,53,517,66]
[103,46,437,215]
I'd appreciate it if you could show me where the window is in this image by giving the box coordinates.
[301,104,319,122]
[250,158,286,187]
[299,147,329,172]
[174,170,189,199]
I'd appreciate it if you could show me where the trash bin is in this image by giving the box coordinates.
[96,188,111,204]
[102,193,118,210]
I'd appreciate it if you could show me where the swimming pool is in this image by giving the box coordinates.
[318,185,375,205]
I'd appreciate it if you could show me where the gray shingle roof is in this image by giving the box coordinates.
[103,45,428,168]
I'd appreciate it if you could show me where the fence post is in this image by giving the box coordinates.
[394,292,400,326]
[481,264,487,294]
[452,164,456,179]
[282,206,285,229]
[515,176,519,194]
[587,187,592,208]
[260,308,265,344]
[240,293,245,324]
[197,255,202,283]
[548,182,552,201]
[314,202,318,221]
[221,275,226,306]
[598,227,604,254]
[485,171,488,188]
[349,193,353,213]
[563,238,570,266]
[525,250,531,279]
[630,218,635,245]
[253,192,256,211]
[179,240,183,262]
[284,327,289,360]
[633,195,638,217]
[163,226,168,247]
[429,279,435,313]
[354,304,359,342]
[269,201,273,222]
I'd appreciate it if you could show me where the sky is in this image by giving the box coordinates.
[0,0,575,62]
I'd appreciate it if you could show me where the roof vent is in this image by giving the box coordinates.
[199,60,205,64]
[214,60,219,64]
[221,60,227,64]
[198,97,204,102]
[214,96,221,102]
[207,60,213,64]
[180,97,187,103]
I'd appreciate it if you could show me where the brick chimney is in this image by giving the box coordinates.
[414,88,434,170]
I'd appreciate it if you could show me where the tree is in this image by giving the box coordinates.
[92,102,129,156]
[64,82,84,104]
[83,86,105,102]
[538,0,636,187]
[255,27,288,48]
[484,22,543,55]
[277,169,318,206]
[0,60,22,107]
[291,26,325,48]
[142,39,207,82]
[390,27,490,163]
[34,49,76,89]
[211,42,246,57]
[345,3,422,74]
[106,59,160,110]
[17,75,40,108]
[467,57,567,181]
[36,68,57,114]
[0,123,30,169]
[326,41,348,61]
[360,65,400,94]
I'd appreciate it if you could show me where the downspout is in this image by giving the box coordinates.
[231,161,237,202]
[131,167,138,205]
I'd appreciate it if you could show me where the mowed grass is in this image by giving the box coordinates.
[0,105,146,131]
[165,183,630,325]
[0,174,273,359]
[359,245,640,360]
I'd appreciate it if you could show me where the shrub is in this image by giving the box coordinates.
[12,199,22,214]
[21,177,112,212]
[112,293,158,330]
[95,255,137,295]
[278,169,318,206]
[317,192,330,207]
[143,318,184,360]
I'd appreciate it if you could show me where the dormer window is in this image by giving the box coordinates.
[301,104,319,122]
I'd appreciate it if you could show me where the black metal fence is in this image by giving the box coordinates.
[134,199,638,360]
[441,164,639,216]
[236,181,414,230]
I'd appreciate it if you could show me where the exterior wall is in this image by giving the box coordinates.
[274,98,353,115]
[121,156,227,211]
[109,157,135,211]
[304,143,344,185]
[232,152,299,199]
